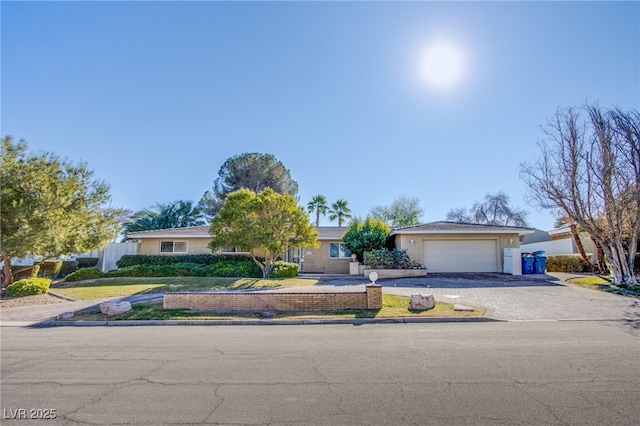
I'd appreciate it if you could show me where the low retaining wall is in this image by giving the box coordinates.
[363,269,428,279]
[164,285,382,312]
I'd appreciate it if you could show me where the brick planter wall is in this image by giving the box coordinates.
[164,285,382,312]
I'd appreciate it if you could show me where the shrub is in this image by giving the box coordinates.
[5,278,52,297]
[106,263,212,278]
[65,267,104,282]
[38,260,63,279]
[116,254,262,268]
[59,261,79,277]
[268,261,299,278]
[76,257,99,269]
[363,248,423,270]
[11,265,40,281]
[342,217,390,262]
[208,260,262,278]
[545,254,590,273]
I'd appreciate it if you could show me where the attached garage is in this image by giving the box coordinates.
[423,239,499,272]
[390,222,535,275]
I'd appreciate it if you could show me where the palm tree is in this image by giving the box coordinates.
[123,200,204,235]
[307,194,328,227]
[328,199,352,227]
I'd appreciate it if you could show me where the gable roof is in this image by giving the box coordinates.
[389,221,535,236]
[126,225,210,239]
[126,225,348,240]
[315,227,348,240]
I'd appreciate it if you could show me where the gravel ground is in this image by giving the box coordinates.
[0,293,66,309]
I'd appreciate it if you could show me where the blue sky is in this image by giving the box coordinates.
[3,1,639,231]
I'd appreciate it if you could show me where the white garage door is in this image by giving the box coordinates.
[423,240,499,272]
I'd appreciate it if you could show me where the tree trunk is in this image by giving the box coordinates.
[2,256,13,288]
[590,236,607,274]
[569,224,596,273]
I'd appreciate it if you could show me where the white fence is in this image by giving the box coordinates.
[520,239,574,256]
[100,243,139,272]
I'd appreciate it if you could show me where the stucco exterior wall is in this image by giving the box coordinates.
[303,240,350,274]
[138,238,214,255]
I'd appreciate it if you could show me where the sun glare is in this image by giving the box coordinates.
[418,40,465,89]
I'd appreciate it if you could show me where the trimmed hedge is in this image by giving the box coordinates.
[60,261,79,277]
[76,257,99,269]
[116,254,263,268]
[208,260,262,278]
[11,265,40,281]
[38,260,63,279]
[107,263,212,278]
[65,267,105,282]
[5,278,52,297]
[269,261,299,278]
[104,259,299,278]
[545,254,591,273]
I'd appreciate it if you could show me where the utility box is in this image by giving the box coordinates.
[503,248,522,275]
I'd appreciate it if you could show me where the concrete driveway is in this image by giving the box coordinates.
[378,272,640,321]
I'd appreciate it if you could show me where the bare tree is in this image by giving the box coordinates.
[520,104,639,284]
[446,191,529,227]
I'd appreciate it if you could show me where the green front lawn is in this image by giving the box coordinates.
[51,276,320,300]
[71,294,486,321]
[567,275,640,294]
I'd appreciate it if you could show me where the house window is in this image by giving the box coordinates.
[329,243,352,258]
[222,247,237,253]
[160,241,187,253]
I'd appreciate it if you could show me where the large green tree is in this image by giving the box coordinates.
[328,199,352,227]
[123,200,204,235]
[208,188,318,278]
[307,194,329,227]
[369,195,424,227]
[1,136,120,286]
[199,152,299,219]
[342,217,390,262]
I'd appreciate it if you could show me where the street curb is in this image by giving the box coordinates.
[0,316,501,327]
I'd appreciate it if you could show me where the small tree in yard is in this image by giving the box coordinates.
[342,217,390,263]
[1,136,120,286]
[208,189,318,278]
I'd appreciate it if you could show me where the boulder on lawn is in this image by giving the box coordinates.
[99,300,132,316]
[408,294,435,311]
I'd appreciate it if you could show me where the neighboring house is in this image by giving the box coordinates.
[390,222,534,273]
[521,225,597,263]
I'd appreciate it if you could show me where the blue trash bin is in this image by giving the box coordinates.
[521,255,535,274]
[534,256,547,274]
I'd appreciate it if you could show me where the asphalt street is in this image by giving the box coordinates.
[1,321,639,425]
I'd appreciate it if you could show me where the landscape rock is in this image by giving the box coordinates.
[99,300,132,316]
[57,311,74,320]
[454,304,475,312]
[408,294,435,311]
